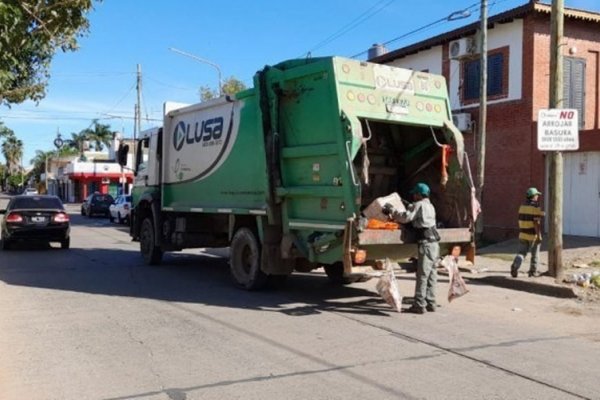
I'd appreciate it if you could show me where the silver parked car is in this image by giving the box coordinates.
[109,195,132,224]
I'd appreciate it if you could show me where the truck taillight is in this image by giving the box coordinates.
[5,213,23,223]
[53,213,69,223]
[354,249,367,264]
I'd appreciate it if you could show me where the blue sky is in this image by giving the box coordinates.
[2,0,599,166]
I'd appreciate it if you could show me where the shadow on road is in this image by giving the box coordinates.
[0,243,397,317]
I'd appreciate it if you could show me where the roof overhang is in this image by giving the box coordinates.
[371,1,600,63]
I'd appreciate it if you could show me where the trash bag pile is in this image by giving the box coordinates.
[564,271,600,288]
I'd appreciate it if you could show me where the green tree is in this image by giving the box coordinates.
[0,0,97,106]
[80,120,114,151]
[199,76,247,102]
[66,131,88,156]
[0,123,22,174]
[29,146,77,183]
[29,150,53,182]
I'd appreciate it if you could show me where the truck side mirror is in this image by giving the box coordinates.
[117,144,129,167]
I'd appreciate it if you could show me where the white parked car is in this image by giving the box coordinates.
[23,188,39,196]
[109,195,132,224]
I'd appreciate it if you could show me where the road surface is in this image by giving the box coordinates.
[0,197,599,400]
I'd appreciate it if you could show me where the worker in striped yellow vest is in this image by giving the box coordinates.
[510,188,545,278]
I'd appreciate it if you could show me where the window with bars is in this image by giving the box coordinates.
[563,57,585,129]
[463,52,505,101]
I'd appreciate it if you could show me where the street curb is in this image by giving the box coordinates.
[464,275,578,299]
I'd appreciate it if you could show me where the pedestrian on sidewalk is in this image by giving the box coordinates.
[384,182,440,314]
[511,187,545,278]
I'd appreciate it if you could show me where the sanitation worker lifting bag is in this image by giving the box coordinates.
[383,182,441,315]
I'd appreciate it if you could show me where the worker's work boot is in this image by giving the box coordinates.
[528,270,542,278]
[510,263,519,278]
[405,305,425,314]
[426,304,437,312]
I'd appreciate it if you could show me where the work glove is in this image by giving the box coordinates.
[382,203,395,216]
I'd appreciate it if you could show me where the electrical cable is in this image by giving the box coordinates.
[351,1,482,59]
[302,0,395,57]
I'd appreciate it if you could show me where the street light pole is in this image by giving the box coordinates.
[168,47,223,96]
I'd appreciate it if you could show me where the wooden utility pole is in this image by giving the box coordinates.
[476,0,488,234]
[548,0,564,281]
[134,64,142,164]
[135,64,142,137]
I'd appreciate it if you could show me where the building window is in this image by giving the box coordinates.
[462,50,507,102]
[563,57,585,129]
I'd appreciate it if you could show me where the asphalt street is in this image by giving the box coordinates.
[0,197,599,400]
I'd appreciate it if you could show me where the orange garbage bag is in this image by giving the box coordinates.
[366,219,399,230]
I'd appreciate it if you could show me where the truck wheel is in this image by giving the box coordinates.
[324,262,351,285]
[140,217,163,265]
[229,228,267,290]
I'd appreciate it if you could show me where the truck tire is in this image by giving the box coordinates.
[140,217,163,265]
[324,262,351,285]
[229,227,267,290]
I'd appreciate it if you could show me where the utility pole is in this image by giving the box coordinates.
[135,64,142,141]
[476,0,488,235]
[548,0,564,281]
[134,64,142,166]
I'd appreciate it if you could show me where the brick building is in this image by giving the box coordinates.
[371,0,600,240]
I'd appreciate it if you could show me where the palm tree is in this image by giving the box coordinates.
[81,120,114,151]
[29,147,79,184]
[66,131,89,158]
[29,150,54,184]
[2,135,23,175]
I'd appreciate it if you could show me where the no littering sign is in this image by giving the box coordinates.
[537,109,579,151]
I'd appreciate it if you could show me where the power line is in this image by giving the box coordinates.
[52,72,134,77]
[350,0,517,59]
[302,0,395,57]
[101,81,136,117]
[351,1,481,59]
[145,76,196,91]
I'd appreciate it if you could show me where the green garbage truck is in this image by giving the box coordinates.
[124,56,478,289]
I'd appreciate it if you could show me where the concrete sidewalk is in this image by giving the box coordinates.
[462,236,600,298]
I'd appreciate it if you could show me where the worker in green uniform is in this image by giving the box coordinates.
[384,182,440,314]
[511,187,545,278]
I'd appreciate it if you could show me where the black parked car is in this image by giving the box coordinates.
[81,193,114,217]
[0,195,70,250]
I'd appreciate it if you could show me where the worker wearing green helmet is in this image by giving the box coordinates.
[385,182,440,314]
[510,187,545,278]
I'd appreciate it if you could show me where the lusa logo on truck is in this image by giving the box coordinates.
[164,102,240,185]
[173,117,224,151]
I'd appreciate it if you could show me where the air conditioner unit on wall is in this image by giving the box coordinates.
[449,37,477,60]
[452,113,472,132]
